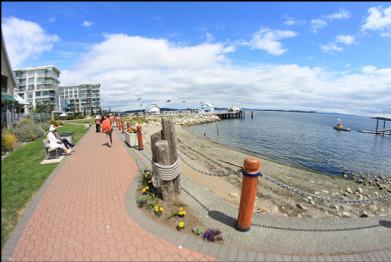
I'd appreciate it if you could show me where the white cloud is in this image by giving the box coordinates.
[311,9,351,33]
[249,28,297,55]
[2,16,59,67]
[321,34,355,54]
[362,5,391,35]
[361,65,377,74]
[205,32,214,42]
[283,17,306,26]
[325,9,351,21]
[61,34,391,116]
[320,43,343,53]
[82,21,94,27]
[311,19,327,33]
[335,34,355,45]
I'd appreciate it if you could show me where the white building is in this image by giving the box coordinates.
[199,101,214,113]
[145,104,160,115]
[58,84,101,115]
[13,65,60,113]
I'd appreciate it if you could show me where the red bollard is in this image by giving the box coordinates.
[236,157,261,232]
[137,125,144,150]
[121,121,124,133]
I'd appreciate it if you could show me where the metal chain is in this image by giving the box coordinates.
[127,130,391,205]
[177,139,391,205]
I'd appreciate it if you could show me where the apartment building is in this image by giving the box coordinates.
[13,65,60,113]
[58,84,101,115]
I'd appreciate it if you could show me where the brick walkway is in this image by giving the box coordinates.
[8,129,214,261]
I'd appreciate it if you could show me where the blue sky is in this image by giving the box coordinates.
[2,2,391,115]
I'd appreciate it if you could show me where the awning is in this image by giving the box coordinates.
[1,92,17,104]
[14,94,29,105]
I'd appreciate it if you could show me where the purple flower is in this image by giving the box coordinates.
[202,228,223,242]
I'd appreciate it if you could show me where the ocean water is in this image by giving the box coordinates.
[186,111,391,177]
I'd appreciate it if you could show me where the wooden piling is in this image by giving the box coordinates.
[150,119,181,201]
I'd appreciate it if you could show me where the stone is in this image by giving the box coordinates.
[228,192,239,198]
[329,204,339,210]
[322,190,329,194]
[314,192,320,195]
[346,187,353,194]
[360,211,369,218]
[368,205,377,212]
[310,180,314,183]
[296,203,309,211]
[310,200,315,205]
[341,211,352,218]
[307,196,313,200]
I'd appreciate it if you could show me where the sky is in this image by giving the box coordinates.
[2,2,391,116]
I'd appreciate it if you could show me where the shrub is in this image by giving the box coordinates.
[11,124,45,142]
[1,131,18,152]
[16,117,32,127]
[37,122,50,131]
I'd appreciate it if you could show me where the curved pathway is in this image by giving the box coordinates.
[3,128,213,261]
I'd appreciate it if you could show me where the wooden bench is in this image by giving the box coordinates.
[43,139,63,160]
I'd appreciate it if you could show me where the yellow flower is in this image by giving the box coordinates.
[145,186,149,190]
[179,207,184,212]
[178,221,185,228]
[154,206,159,212]
[159,207,164,212]
[142,188,146,193]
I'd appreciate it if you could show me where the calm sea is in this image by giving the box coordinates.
[186,111,391,177]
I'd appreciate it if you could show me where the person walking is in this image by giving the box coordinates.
[95,115,101,132]
[102,114,113,147]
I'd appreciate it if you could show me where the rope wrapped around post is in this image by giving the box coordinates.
[152,159,180,187]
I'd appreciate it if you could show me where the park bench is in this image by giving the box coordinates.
[43,139,63,160]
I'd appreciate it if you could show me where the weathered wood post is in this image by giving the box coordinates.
[161,118,181,195]
[150,118,181,201]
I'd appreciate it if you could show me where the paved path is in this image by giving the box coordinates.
[5,128,213,261]
[3,126,391,261]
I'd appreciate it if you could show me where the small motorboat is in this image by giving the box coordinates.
[334,126,351,131]
[334,118,350,131]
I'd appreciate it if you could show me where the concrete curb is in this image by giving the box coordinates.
[1,126,93,262]
[118,127,391,261]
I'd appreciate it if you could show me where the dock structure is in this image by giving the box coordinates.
[359,116,391,135]
[215,110,245,120]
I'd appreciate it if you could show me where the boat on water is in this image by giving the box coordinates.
[334,126,351,131]
[334,118,351,131]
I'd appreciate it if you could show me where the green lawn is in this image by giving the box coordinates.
[1,124,90,247]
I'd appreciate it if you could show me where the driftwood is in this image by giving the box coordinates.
[150,118,181,201]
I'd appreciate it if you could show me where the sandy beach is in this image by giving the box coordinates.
[137,116,391,219]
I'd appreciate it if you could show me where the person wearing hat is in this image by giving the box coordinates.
[47,125,72,155]
[51,124,74,149]
[95,115,101,133]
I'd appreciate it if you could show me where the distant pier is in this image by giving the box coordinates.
[215,111,244,120]
[358,116,391,136]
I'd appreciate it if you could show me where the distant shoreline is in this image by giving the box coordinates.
[243,109,318,113]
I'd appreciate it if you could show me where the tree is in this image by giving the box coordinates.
[34,101,54,113]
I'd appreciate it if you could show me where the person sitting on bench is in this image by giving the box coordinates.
[47,126,72,155]
[51,124,74,149]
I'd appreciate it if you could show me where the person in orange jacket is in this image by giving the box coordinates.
[102,114,113,147]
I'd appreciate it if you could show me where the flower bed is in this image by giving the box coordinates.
[135,170,223,242]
